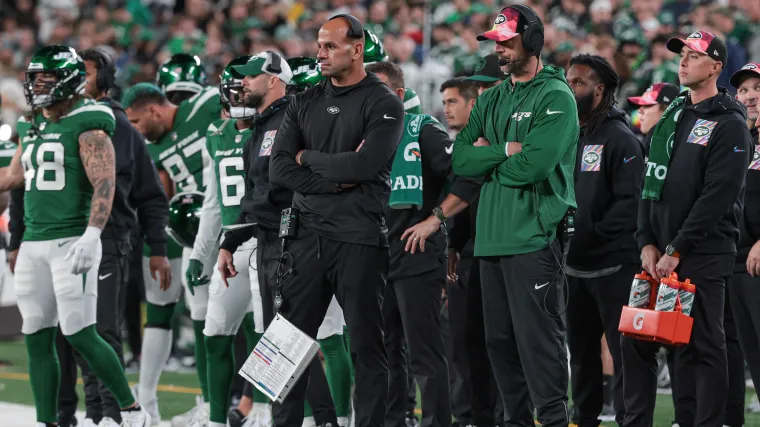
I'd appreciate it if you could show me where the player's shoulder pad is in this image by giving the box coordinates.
[65,98,116,137]
[185,86,221,123]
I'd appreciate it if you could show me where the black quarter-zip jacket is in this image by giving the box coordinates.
[386,123,481,280]
[269,73,405,247]
[737,126,760,270]
[219,97,292,253]
[567,107,644,271]
[636,89,753,257]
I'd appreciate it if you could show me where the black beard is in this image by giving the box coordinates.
[244,91,265,110]
[575,93,595,119]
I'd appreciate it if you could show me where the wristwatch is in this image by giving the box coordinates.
[665,244,681,259]
[432,206,447,223]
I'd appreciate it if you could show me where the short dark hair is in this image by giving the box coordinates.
[439,78,479,102]
[365,61,405,89]
[121,82,168,110]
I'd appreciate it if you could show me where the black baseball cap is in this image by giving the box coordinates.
[666,30,727,64]
[730,62,760,89]
[466,54,507,83]
[628,83,681,107]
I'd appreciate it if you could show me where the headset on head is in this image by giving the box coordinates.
[329,14,364,39]
[90,47,116,92]
[506,4,544,58]
[264,50,282,74]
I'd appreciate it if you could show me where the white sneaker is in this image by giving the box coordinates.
[83,419,98,427]
[171,396,208,427]
[98,417,120,427]
[252,403,272,427]
[132,383,160,425]
[120,407,151,427]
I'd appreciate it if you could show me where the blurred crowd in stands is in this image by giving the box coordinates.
[1,0,759,139]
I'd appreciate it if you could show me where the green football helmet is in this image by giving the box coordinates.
[286,57,324,95]
[363,29,388,65]
[404,88,422,114]
[220,55,256,119]
[167,191,204,248]
[24,45,86,108]
[156,53,207,102]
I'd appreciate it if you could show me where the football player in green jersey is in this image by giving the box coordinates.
[184,56,272,427]
[283,55,353,427]
[363,29,422,115]
[122,81,223,426]
[0,45,150,426]
[156,53,208,105]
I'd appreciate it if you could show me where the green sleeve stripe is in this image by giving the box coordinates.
[65,104,115,121]
[404,96,421,110]
[186,88,220,122]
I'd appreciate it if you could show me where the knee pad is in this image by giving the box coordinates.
[145,303,176,329]
[18,300,48,335]
[203,303,230,337]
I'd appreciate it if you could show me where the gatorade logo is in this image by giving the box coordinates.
[403,142,421,162]
[633,313,645,331]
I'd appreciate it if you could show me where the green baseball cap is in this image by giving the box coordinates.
[232,51,293,83]
[466,54,506,83]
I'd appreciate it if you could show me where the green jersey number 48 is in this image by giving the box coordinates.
[21,142,66,191]
[218,156,244,206]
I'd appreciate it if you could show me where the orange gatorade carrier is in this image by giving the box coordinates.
[619,272,695,346]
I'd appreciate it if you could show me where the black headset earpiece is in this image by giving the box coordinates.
[265,51,282,74]
[92,47,116,92]
[329,14,364,39]
[508,4,544,58]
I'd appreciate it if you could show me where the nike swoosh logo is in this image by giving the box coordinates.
[383,114,396,120]
[58,240,71,247]
[99,273,112,280]
[734,146,746,152]
[445,145,453,155]
[535,282,550,290]
[546,109,564,115]
[624,156,636,163]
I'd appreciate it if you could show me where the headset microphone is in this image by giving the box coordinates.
[499,57,529,67]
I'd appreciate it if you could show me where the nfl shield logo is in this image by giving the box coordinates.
[235,134,243,143]
[171,132,177,141]
[39,122,46,131]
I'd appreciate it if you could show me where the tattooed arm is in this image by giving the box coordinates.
[79,129,116,229]
[0,145,26,192]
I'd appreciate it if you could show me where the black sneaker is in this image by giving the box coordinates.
[58,414,78,427]
[228,408,248,427]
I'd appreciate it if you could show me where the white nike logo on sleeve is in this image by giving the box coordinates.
[445,145,453,155]
[546,109,564,115]
[534,282,550,290]
[99,273,113,280]
[384,114,396,120]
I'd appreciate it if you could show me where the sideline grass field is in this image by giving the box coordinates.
[1,339,759,426]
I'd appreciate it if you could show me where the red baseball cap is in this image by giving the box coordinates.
[477,7,521,42]
[730,63,760,89]
[666,31,727,64]
[628,83,681,107]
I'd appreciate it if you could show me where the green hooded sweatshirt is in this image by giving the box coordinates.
[452,65,579,257]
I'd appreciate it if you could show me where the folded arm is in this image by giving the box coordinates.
[451,97,509,177]
[269,99,340,194]
[0,145,25,192]
[299,93,405,183]
[491,91,579,187]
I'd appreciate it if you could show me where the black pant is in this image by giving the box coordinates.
[384,269,451,427]
[463,256,503,427]
[123,234,144,360]
[728,271,760,409]
[723,292,745,427]
[480,244,569,427]
[444,272,472,426]
[58,238,131,423]
[256,228,343,426]
[566,264,638,426]
[622,254,733,427]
